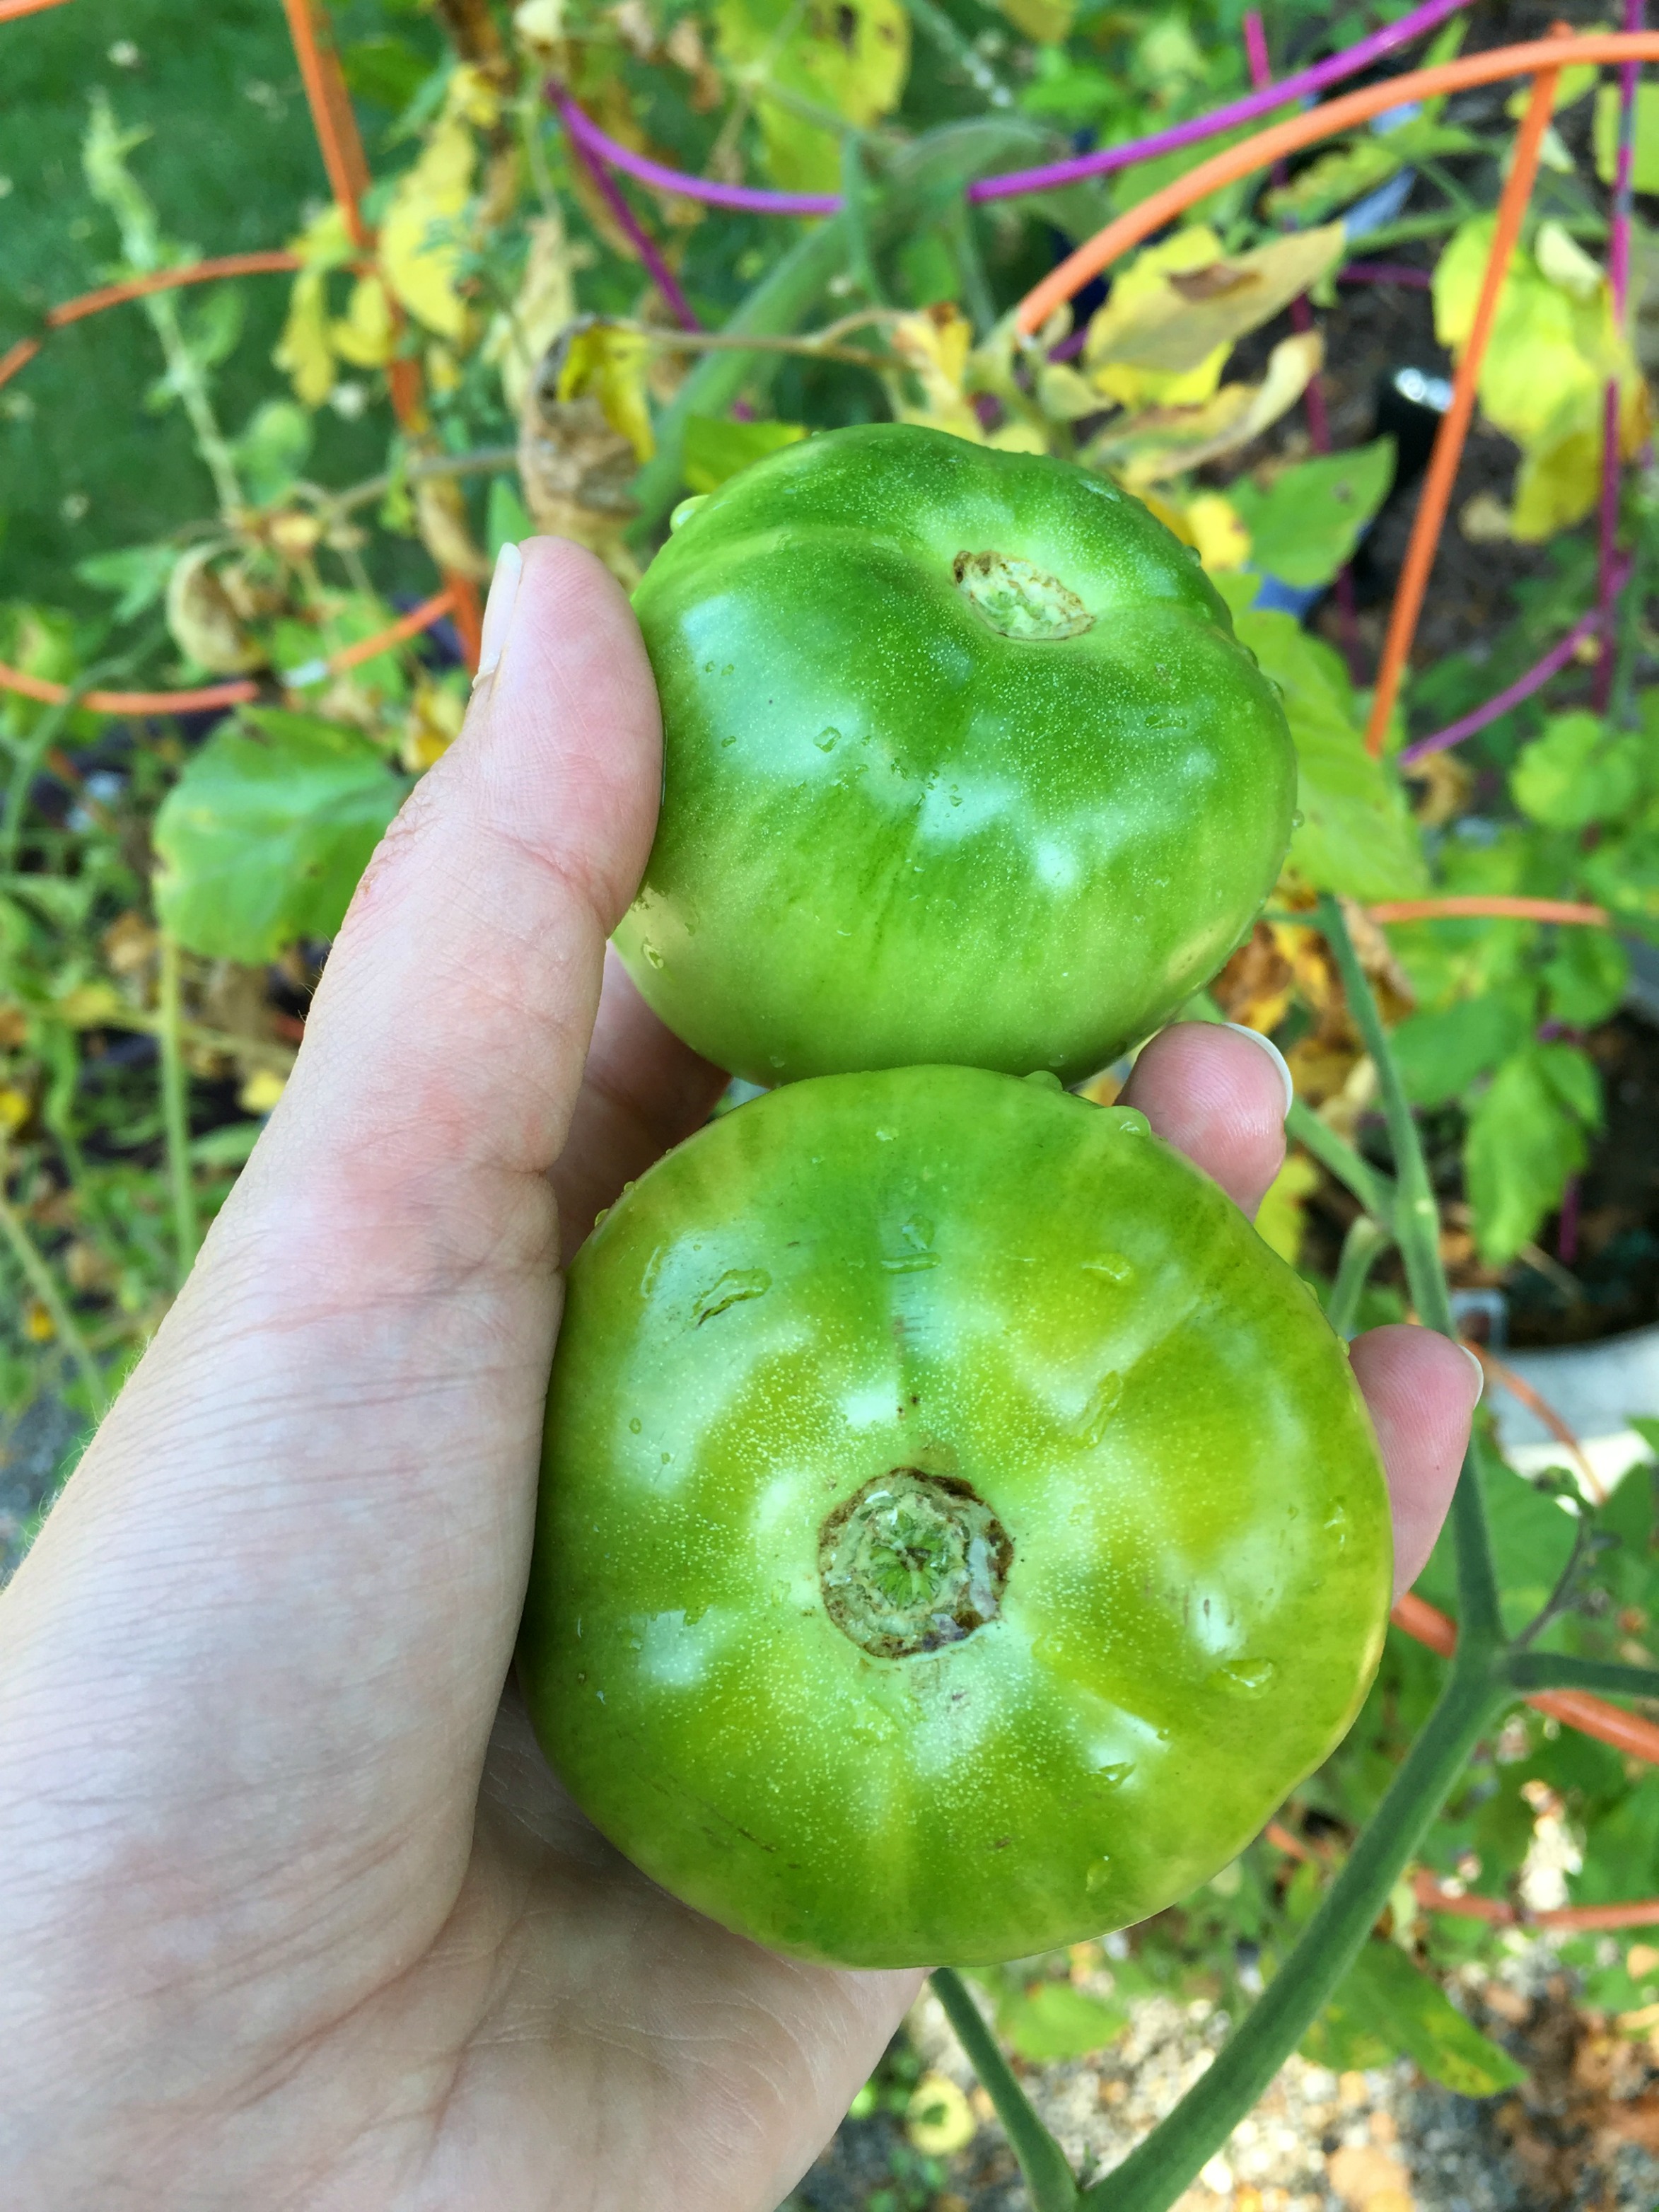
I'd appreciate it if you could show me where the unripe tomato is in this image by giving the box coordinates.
[619,424,1295,1085]
[520,1066,1390,1967]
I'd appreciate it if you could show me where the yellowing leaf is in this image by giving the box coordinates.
[1185,491,1250,571]
[487,211,576,417]
[330,273,396,368]
[273,267,337,407]
[717,0,909,196]
[380,98,477,339]
[558,322,655,462]
[996,0,1073,39]
[1255,1150,1321,1264]
[1088,331,1322,484]
[1433,214,1627,452]
[1085,225,1230,409]
[1086,223,1344,407]
[1535,219,1603,303]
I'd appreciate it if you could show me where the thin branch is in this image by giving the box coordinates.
[1315,895,1505,1654]
[0,1164,107,1416]
[930,1971,1079,2212]
[1078,1670,1509,2212]
[1325,1212,1392,1338]
[157,933,200,1286]
[1508,1650,1659,1700]
[1285,1098,1397,1228]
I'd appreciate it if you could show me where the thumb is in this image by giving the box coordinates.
[3,540,663,1907]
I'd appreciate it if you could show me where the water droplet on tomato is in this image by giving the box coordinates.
[1024,1069,1064,1092]
[1213,1659,1276,1696]
[629,1418,642,1434]
[720,733,738,748]
[1085,1857,1113,1892]
[1083,1252,1134,1284]
[1291,809,1305,827]
[1076,1370,1124,1446]
[641,943,665,970]
[1112,1109,1150,1137]
[815,726,841,752]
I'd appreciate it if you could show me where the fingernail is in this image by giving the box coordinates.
[474,540,523,685]
[1221,1023,1295,1117]
[1457,1342,1486,1402]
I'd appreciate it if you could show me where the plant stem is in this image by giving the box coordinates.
[1325,1213,1392,1337]
[1315,896,1505,1651]
[1078,1668,1508,2212]
[1509,1650,1659,1699]
[157,933,200,1286]
[1284,1099,1396,1227]
[0,1165,107,1416]
[931,1970,1079,2211]
[900,0,1014,109]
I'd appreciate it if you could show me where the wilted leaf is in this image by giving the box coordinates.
[683,415,808,492]
[487,213,576,418]
[414,474,491,581]
[716,0,909,196]
[1090,332,1322,486]
[518,325,646,583]
[1232,607,1427,900]
[1083,224,1230,409]
[890,302,982,439]
[165,546,263,675]
[1228,438,1395,590]
[1086,223,1344,393]
[1467,1042,1602,1264]
[153,709,407,961]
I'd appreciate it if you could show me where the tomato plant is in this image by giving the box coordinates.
[619,425,1296,1085]
[519,1064,1390,1967]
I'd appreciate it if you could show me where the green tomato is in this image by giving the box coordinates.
[619,424,1296,1085]
[520,1066,1390,1967]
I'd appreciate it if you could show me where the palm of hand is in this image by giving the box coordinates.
[0,545,1477,2212]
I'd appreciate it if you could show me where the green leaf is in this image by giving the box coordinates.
[1583,821,1659,941]
[1307,1940,1527,2095]
[1512,711,1646,830]
[1390,993,1530,1107]
[996,1982,1128,2061]
[1595,80,1659,193]
[715,0,909,195]
[74,542,177,624]
[682,416,809,496]
[1416,1438,1578,1638]
[233,400,313,507]
[1543,926,1629,1028]
[1465,1041,1600,1265]
[341,33,434,115]
[1229,439,1396,590]
[486,475,534,559]
[152,708,407,961]
[1233,607,1427,900]
[190,1119,264,1167]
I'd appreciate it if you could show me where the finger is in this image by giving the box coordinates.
[1119,1020,1291,1216]
[1349,1324,1484,1597]
[554,948,726,1264]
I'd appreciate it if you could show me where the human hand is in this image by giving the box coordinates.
[0,540,1482,2212]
